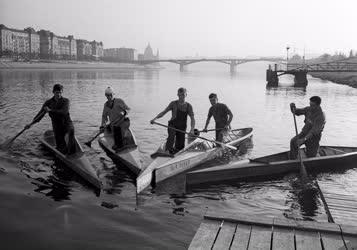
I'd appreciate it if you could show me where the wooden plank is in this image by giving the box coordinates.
[320,232,346,250]
[248,225,272,250]
[230,224,251,250]
[273,217,297,228]
[212,221,236,250]
[343,235,357,250]
[295,230,322,250]
[272,227,294,250]
[205,211,274,227]
[340,225,357,236]
[294,220,340,234]
[188,220,221,250]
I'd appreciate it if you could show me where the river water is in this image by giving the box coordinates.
[0,62,357,249]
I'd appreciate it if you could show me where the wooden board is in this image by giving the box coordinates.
[320,232,346,250]
[343,235,357,250]
[248,225,272,250]
[188,220,221,250]
[212,221,236,250]
[295,230,322,250]
[272,227,294,250]
[230,224,251,250]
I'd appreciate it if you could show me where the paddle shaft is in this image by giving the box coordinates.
[292,112,309,181]
[153,121,237,150]
[199,128,224,132]
[85,115,126,146]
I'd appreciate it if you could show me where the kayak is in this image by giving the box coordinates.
[186,145,357,186]
[137,127,253,193]
[39,130,102,189]
[98,127,143,175]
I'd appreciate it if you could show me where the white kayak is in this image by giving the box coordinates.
[39,130,102,189]
[98,127,144,175]
[136,127,253,193]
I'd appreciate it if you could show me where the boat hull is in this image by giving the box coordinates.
[186,146,357,186]
[136,127,253,193]
[39,130,102,189]
[98,127,143,175]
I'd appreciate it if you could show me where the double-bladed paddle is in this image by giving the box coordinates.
[152,121,237,150]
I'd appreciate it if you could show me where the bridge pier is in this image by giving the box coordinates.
[179,63,187,72]
[230,62,237,73]
[293,70,308,86]
[266,64,279,86]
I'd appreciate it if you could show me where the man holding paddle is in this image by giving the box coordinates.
[101,87,130,151]
[150,87,195,154]
[290,96,326,159]
[25,84,76,155]
[202,93,233,143]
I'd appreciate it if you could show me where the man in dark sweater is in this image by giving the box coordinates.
[290,96,326,159]
[202,93,233,142]
[25,84,76,155]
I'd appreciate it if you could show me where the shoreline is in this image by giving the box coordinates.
[0,60,164,70]
[309,72,357,88]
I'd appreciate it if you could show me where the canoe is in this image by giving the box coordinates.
[98,127,143,175]
[39,130,102,189]
[136,127,253,193]
[186,145,357,186]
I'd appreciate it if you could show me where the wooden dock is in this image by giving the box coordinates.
[318,180,357,226]
[189,211,357,250]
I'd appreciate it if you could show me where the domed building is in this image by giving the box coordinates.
[138,43,159,61]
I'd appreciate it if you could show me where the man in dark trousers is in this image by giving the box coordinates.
[25,84,76,155]
[150,87,195,154]
[202,93,233,143]
[101,86,130,151]
[290,96,326,159]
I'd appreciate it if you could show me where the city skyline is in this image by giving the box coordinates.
[1,0,357,58]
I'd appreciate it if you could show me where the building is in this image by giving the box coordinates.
[91,41,104,60]
[138,43,159,61]
[38,30,76,59]
[103,47,137,61]
[0,24,40,59]
[76,39,92,60]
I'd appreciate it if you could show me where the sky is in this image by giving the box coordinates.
[1,0,357,58]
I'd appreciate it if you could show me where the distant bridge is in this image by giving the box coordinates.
[266,60,357,86]
[115,57,283,72]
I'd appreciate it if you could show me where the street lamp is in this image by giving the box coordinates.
[286,46,290,70]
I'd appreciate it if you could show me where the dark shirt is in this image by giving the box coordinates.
[294,106,325,139]
[164,100,194,121]
[33,96,73,129]
[207,103,232,128]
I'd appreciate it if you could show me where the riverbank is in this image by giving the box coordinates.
[0,59,163,70]
[309,72,357,88]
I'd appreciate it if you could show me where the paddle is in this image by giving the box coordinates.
[152,121,237,150]
[292,111,309,183]
[199,128,224,133]
[0,110,46,150]
[85,115,126,147]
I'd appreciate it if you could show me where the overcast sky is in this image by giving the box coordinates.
[1,0,356,58]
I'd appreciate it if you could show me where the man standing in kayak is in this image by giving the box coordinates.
[101,87,130,151]
[202,93,233,143]
[290,96,326,159]
[150,87,195,154]
[25,84,76,155]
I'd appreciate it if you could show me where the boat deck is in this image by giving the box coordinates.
[318,180,357,226]
[188,211,357,250]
